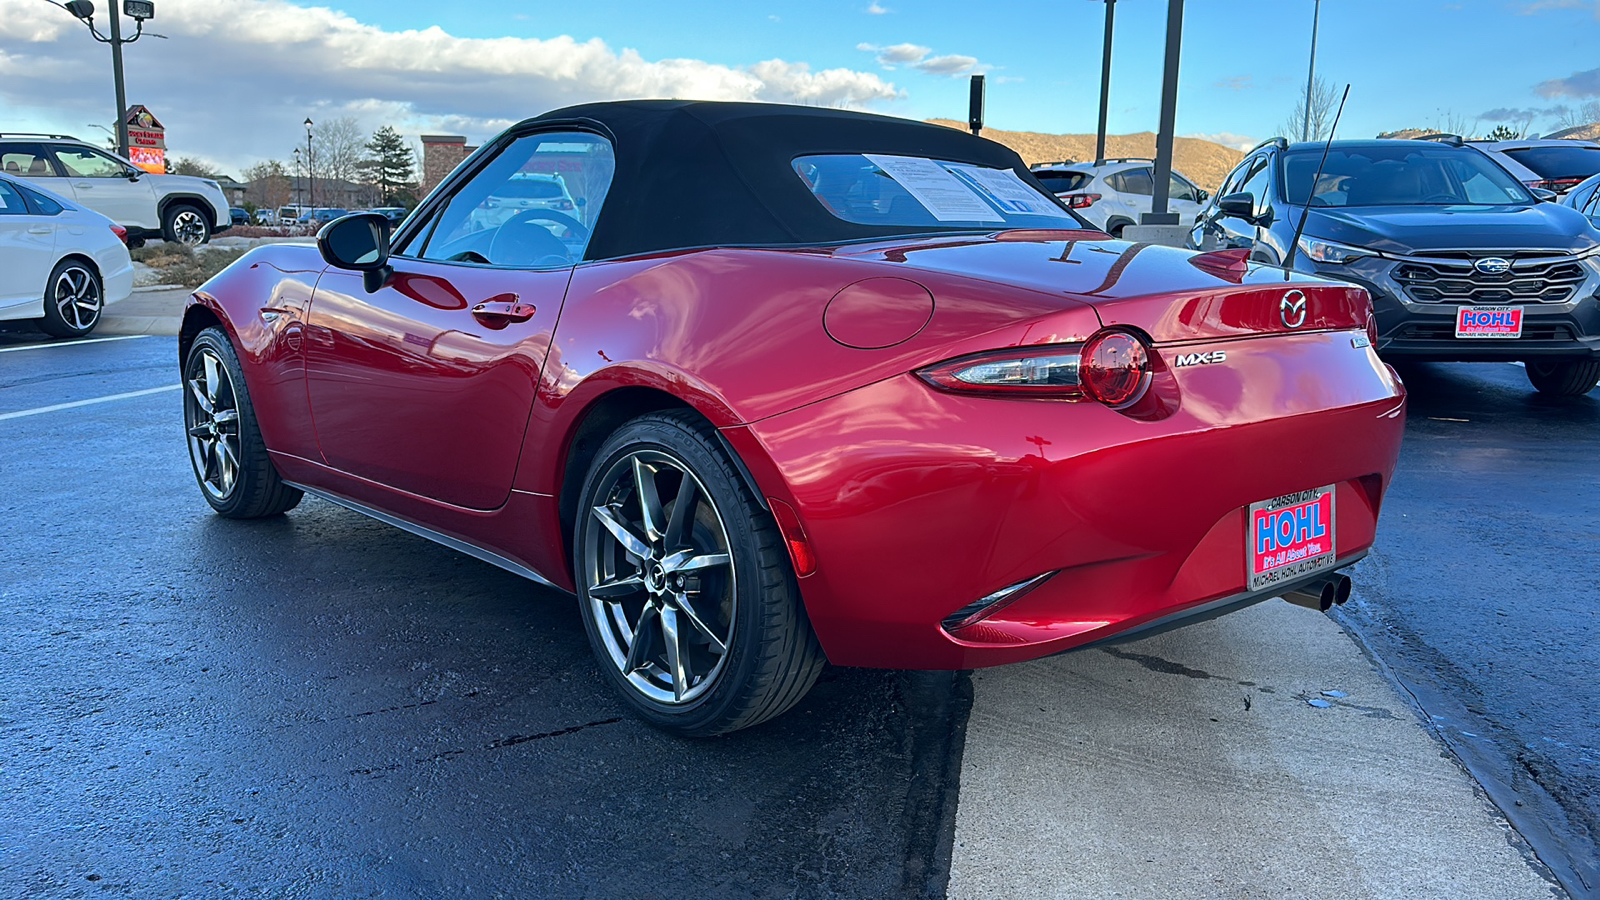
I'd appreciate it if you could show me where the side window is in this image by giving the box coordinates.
[52,146,129,178]
[1238,158,1271,214]
[17,183,64,215]
[1120,167,1155,196]
[1216,158,1251,199]
[0,180,28,216]
[1,143,60,178]
[405,131,615,268]
[1168,173,1199,202]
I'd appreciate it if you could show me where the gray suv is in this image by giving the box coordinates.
[0,133,229,246]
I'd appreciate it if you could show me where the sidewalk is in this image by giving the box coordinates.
[100,285,188,337]
[947,599,1559,899]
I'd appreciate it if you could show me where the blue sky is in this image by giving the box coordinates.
[0,0,1594,173]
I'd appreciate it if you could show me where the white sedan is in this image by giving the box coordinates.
[0,171,133,337]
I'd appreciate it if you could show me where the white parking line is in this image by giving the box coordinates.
[0,384,180,421]
[0,335,152,354]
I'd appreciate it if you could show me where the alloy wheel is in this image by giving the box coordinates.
[172,208,208,246]
[583,451,736,705]
[184,348,242,501]
[52,265,101,332]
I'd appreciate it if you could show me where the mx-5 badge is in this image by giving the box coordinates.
[1172,350,1228,368]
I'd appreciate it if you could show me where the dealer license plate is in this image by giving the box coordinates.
[1455,306,1523,339]
[1248,486,1336,591]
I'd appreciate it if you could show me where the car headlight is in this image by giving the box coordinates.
[1298,236,1376,265]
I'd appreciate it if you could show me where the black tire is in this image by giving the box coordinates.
[182,327,302,518]
[38,258,103,338]
[1525,359,1600,397]
[573,411,825,737]
[162,203,211,246]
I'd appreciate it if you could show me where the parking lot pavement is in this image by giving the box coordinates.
[97,286,188,337]
[947,600,1560,899]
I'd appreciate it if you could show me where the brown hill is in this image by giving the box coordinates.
[928,119,1246,191]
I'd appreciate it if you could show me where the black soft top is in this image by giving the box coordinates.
[526,99,1050,260]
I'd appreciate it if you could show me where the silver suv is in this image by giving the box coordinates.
[0,133,229,246]
[1029,158,1209,236]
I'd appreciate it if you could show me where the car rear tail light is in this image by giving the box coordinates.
[1059,192,1101,209]
[917,345,1085,398]
[110,224,127,244]
[1528,178,1582,193]
[1079,330,1152,408]
[553,199,575,210]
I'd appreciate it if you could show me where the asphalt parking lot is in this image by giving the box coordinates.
[0,321,1591,899]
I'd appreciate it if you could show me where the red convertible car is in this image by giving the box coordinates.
[180,101,1406,735]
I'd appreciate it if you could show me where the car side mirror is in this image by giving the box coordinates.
[1529,188,1558,202]
[125,168,142,181]
[1218,192,1257,221]
[1196,189,1209,203]
[317,212,392,293]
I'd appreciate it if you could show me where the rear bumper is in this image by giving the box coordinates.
[728,334,1406,670]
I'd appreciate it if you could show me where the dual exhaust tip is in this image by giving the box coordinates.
[1281,573,1353,612]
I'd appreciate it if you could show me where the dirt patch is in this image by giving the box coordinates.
[927,120,1246,191]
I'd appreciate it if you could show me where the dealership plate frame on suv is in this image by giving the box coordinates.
[1455,306,1524,339]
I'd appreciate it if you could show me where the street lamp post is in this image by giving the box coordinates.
[304,118,315,209]
[1303,0,1322,141]
[57,1,157,160]
[1094,0,1116,164]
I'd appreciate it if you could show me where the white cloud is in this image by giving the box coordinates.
[857,41,989,77]
[1184,132,1257,151]
[0,0,901,175]
[866,1,892,13]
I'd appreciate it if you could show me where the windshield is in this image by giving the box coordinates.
[793,154,1078,231]
[1281,145,1533,207]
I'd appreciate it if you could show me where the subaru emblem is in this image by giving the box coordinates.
[1475,257,1511,275]
[1280,290,1308,329]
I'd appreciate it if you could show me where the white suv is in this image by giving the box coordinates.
[1466,139,1600,196]
[1029,158,1209,236]
[0,134,229,246]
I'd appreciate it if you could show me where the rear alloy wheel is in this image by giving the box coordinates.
[1525,359,1600,397]
[183,328,302,518]
[39,260,102,338]
[163,203,210,246]
[575,412,824,737]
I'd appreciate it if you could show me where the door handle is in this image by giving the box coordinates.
[73,182,93,189]
[27,226,52,234]
[471,294,535,324]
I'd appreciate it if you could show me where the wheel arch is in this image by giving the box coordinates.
[178,303,226,367]
[552,385,768,577]
[158,194,218,227]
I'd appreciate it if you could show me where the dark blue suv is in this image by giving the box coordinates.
[1189,138,1600,396]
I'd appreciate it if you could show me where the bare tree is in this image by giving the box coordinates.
[1429,109,1478,138]
[1278,76,1339,142]
[314,116,367,184]
[1555,100,1600,131]
[242,160,291,211]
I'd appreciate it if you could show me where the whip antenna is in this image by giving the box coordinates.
[1281,84,1350,277]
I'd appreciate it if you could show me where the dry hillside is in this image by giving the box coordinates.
[928,119,1246,191]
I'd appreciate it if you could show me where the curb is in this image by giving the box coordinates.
[132,284,189,293]
[98,316,181,337]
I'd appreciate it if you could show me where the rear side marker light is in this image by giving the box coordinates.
[767,498,815,577]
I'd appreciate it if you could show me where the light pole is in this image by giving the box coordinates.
[304,118,315,209]
[293,148,302,207]
[56,1,157,159]
[1093,0,1116,164]
[1145,0,1184,224]
[1303,0,1322,141]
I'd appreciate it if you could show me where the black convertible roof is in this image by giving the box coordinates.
[525,99,1045,260]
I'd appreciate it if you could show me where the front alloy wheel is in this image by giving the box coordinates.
[575,412,824,736]
[166,205,210,246]
[182,328,302,518]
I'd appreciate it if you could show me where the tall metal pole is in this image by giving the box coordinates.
[1146,0,1184,222]
[1095,0,1116,164]
[1303,0,1321,141]
[107,4,130,158]
[305,119,315,209]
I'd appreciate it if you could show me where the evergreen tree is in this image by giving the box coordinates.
[360,126,416,206]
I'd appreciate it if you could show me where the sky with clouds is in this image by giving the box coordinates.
[0,0,1595,176]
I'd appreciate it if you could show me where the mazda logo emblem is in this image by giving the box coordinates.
[1475,257,1511,275]
[1280,290,1308,329]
